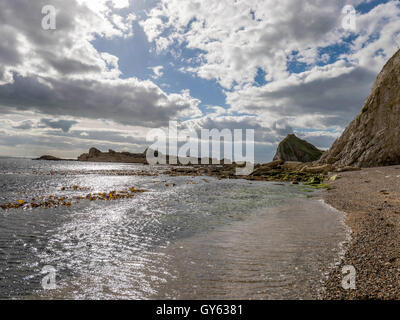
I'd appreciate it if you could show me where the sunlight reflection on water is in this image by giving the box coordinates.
[0,158,348,299]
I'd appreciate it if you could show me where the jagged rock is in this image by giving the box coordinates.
[78,148,148,164]
[77,153,89,161]
[273,134,323,163]
[89,147,101,157]
[319,49,400,168]
[281,161,306,171]
[301,164,334,174]
[250,160,284,176]
[262,160,284,169]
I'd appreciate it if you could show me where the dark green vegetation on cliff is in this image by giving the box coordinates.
[273,134,323,162]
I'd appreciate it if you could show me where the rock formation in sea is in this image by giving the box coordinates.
[77,147,148,164]
[34,155,64,161]
[273,134,323,162]
[319,49,400,168]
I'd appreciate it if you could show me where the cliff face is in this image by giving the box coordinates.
[273,134,323,162]
[78,148,147,164]
[319,49,400,168]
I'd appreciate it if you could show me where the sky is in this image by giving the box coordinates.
[0,0,399,162]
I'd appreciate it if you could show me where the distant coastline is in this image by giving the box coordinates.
[33,155,76,161]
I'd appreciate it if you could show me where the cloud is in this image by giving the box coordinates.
[1,0,400,162]
[149,65,164,79]
[226,61,377,128]
[0,74,201,127]
[141,0,368,89]
[12,120,34,130]
[0,0,201,127]
[0,130,145,159]
[345,1,400,73]
[139,0,400,161]
[47,129,150,150]
[296,130,342,150]
[39,119,78,132]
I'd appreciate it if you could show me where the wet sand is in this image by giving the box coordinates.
[323,166,400,299]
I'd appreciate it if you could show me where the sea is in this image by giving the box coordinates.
[0,157,349,300]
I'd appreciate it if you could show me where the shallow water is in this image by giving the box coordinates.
[0,158,348,299]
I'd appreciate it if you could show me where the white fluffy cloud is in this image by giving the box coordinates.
[346,1,400,73]
[149,65,164,79]
[0,0,201,126]
[141,0,400,155]
[141,0,368,89]
[1,0,400,161]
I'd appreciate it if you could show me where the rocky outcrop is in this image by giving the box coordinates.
[34,155,65,161]
[273,134,323,162]
[319,49,400,168]
[78,148,148,164]
[77,147,224,165]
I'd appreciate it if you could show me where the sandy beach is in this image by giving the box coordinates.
[323,166,400,299]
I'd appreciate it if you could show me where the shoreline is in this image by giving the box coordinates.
[3,157,399,299]
[322,166,400,299]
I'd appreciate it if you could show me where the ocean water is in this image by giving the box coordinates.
[0,157,348,300]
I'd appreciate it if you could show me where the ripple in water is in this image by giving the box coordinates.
[0,158,348,299]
